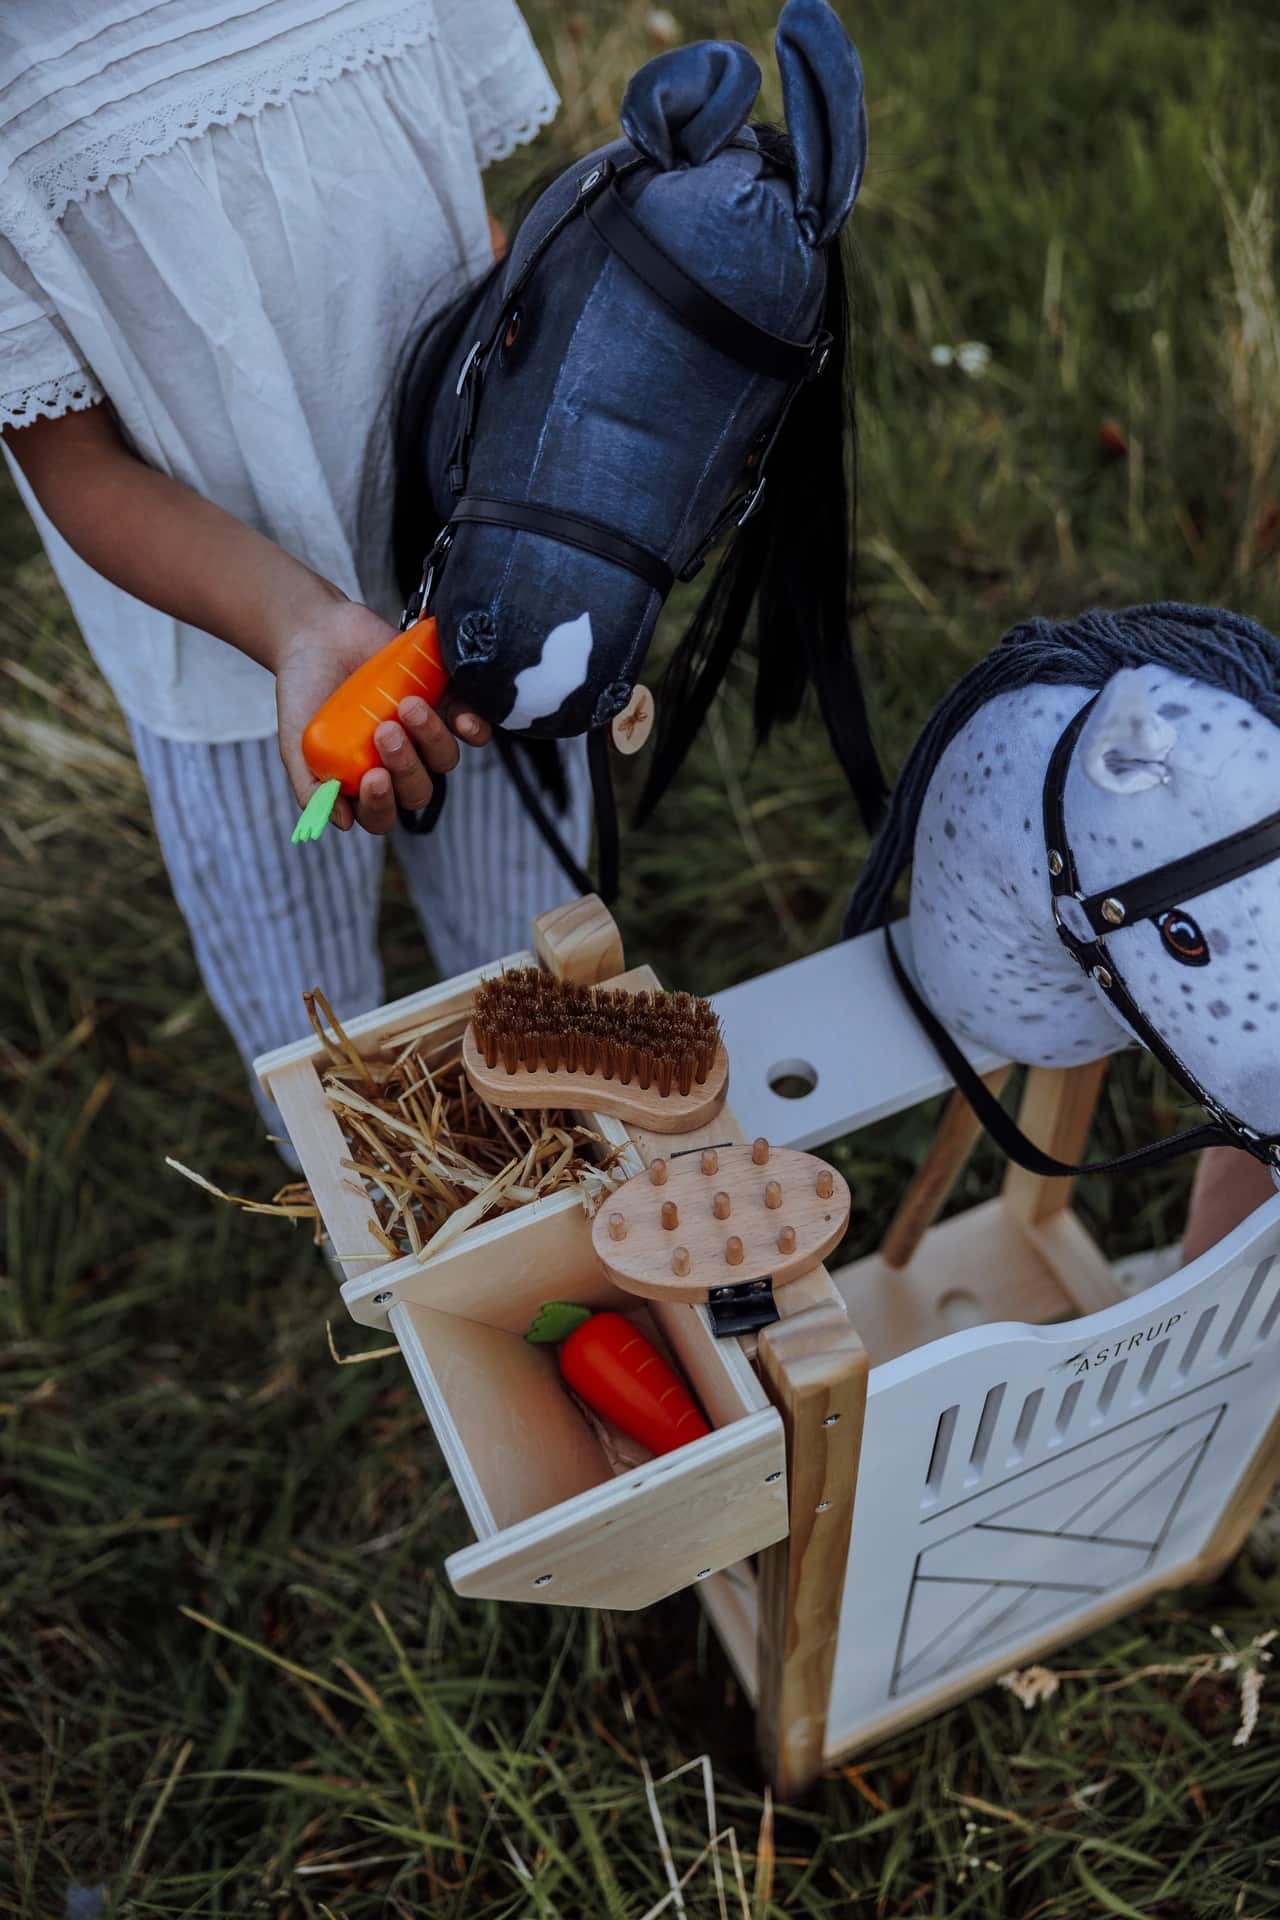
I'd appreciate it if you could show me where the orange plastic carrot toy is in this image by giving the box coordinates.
[291,617,449,843]
[526,1303,711,1457]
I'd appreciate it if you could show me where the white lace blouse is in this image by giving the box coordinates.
[0,0,558,741]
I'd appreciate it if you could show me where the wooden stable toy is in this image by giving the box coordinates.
[255,896,1280,1798]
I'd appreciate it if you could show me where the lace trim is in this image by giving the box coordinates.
[0,367,105,431]
[1,5,440,252]
[472,80,560,169]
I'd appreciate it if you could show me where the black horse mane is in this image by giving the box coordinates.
[843,601,1280,936]
[389,125,885,834]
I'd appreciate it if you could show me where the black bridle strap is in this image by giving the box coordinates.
[584,179,818,384]
[1076,807,1280,935]
[451,495,672,598]
[883,924,1232,1177]
[493,728,620,907]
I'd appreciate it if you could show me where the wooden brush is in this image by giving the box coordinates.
[461,969,729,1132]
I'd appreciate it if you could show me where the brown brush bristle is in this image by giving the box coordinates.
[471,968,721,1097]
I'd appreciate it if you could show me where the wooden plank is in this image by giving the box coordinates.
[342,1188,633,1331]
[880,1073,1010,1270]
[710,921,1008,1152]
[1188,1397,1280,1582]
[697,1563,760,1702]
[755,1303,868,1799]
[267,1059,384,1281]
[833,1198,1076,1368]
[391,1301,609,1535]
[824,1391,1280,1766]
[1024,1208,1126,1316]
[533,895,625,985]
[648,1296,769,1428]
[253,948,535,1082]
[1002,1059,1108,1226]
[445,1408,788,1609]
[822,1557,1215,1764]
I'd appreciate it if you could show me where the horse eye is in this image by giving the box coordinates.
[503,307,524,352]
[1157,909,1210,967]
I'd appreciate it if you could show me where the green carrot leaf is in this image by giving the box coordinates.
[525,1301,592,1345]
[291,779,341,845]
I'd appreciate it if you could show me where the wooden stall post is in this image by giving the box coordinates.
[880,1070,1011,1271]
[1001,1059,1108,1226]
[533,895,625,985]
[755,1303,868,1799]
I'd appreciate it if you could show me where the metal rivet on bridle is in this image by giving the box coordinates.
[1047,850,1064,877]
[580,167,602,193]
[1100,896,1126,926]
[1092,966,1113,989]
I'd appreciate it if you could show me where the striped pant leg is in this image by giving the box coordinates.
[393,738,594,975]
[130,725,385,1154]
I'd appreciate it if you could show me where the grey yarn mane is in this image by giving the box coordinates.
[844,601,1280,936]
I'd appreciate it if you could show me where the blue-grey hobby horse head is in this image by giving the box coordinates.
[392,0,883,848]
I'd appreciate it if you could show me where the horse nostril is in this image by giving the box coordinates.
[456,610,497,665]
[593,680,632,728]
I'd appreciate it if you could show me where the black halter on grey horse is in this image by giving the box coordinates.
[392,0,884,886]
[846,603,1280,1178]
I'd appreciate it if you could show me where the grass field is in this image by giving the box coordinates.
[4,1,1280,1912]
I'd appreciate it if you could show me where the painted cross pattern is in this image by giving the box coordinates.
[889,1402,1226,1696]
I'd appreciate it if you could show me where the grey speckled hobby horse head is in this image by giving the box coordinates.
[846,604,1280,1183]
[392,0,883,895]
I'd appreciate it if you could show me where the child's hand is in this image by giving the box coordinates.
[275,598,491,834]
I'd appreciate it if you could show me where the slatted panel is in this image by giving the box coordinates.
[825,1196,1280,1763]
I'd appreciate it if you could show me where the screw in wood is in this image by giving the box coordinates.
[725,1235,744,1266]
[777,1225,797,1255]
[764,1179,782,1210]
[700,1149,719,1176]
[713,1190,731,1220]
[649,1158,668,1186]
[751,1137,770,1165]
[607,1212,627,1242]
[815,1167,835,1200]
[661,1200,680,1231]
[672,1246,691,1277]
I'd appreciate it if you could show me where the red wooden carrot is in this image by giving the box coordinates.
[526,1303,710,1457]
[291,617,449,843]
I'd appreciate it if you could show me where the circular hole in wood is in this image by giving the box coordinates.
[532,1573,553,1587]
[937,1288,983,1332]
[767,1058,818,1100]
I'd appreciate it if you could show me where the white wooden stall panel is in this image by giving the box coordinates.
[710,922,1006,1152]
[825,1193,1280,1758]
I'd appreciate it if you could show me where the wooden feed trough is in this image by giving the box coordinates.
[257,896,1280,1798]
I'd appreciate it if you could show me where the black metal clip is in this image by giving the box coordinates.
[706,1275,778,1339]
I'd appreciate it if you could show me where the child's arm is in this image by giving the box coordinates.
[3,403,491,834]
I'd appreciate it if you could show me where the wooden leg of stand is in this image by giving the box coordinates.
[1002,1060,1108,1226]
[756,1301,868,1799]
[880,1071,1011,1270]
